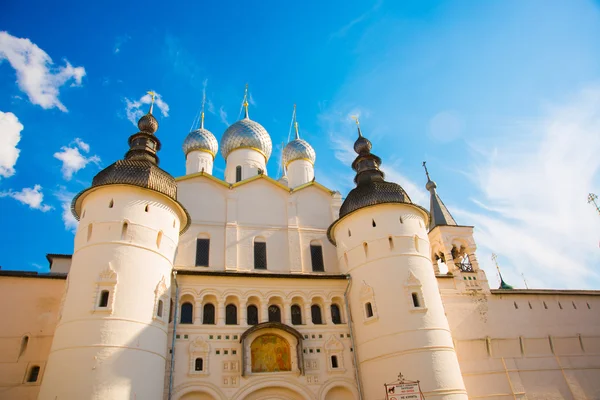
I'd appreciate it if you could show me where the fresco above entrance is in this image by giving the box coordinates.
[250,334,291,372]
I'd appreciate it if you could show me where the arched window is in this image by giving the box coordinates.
[310,243,324,272]
[236,165,242,182]
[331,304,342,324]
[180,302,193,324]
[291,304,302,325]
[98,290,109,307]
[27,365,40,382]
[194,357,203,371]
[268,305,281,323]
[254,239,267,270]
[365,302,374,318]
[156,231,163,248]
[157,300,164,317]
[121,222,128,240]
[109,199,114,208]
[331,355,339,369]
[226,304,237,325]
[203,303,215,324]
[311,304,323,324]
[247,305,259,325]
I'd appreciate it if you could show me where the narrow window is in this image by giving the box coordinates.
[145,204,149,212]
[399,216,404,224]
[157,300,164,317]
[236,166,242,182]
[331,304,342,324]
[180,302,193,324]
[225,304,237,325]
[247,305,259,325]
[99,290,109,307]
[528,302,532,309]
[414,235,419,252]
[412,293,420,308]
[331,355,339,369]
[587,302,591,309]
[82,210,86,218]
[514,301,518,310]
[268,305,281,323]
[19,336,29,358]
[121,222,128,240]
[363,242,368,257]
[109,199,114,208]
[365,302,374,318]
[254,241,267,270]
[348,229,351,237]
[195,238,210,267]
[311,305,323,324]
[559,302,563,310]
[27,365,40,382]
[156,231,163,248]
[343,253,349,267]
[310,244,325,272]
[195,357,203,371]
[203,304,215,325]
[173,219,176,228]
[87,224,93,242]
[543,301,548,309]
[372,219,376,227]
[573,301,577,310]
[291,305,302,325]
[257,168,263,175]
[388,236,394,250]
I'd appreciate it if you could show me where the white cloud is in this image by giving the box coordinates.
[0,31,85,112]
[55,187,78,232]
[0,184,53,211]
[0,110,23,178]
[455,86,600,289]
[124,91,169,127]
[53,138,100,180]
[219,106,229,126]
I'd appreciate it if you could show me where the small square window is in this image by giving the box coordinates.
[350,347,353,352]
[346,334,350,338]
[311,335,315,339]
[217,335,221,340]
[309,349,314,353]
[318,334,322,338]
[340,334,344,338]
[226,335,230,340]
[304,335,308,339]
[233,335,238,340]
[176,334,180,339]
[184,334,188,339]
[316,349,321,353]
[224,350,228,355]
[216,350,220,355]
[209,335,214,339]
[232,350,237,355]
[303,349,306,353]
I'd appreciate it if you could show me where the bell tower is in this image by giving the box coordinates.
[423,162,490,292]
[38,95,189,400]
[327,121,468,399]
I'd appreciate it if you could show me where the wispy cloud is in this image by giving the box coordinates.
[124,91,169,127]
[0,31,85,112]
[113,34,131,54]
[219,106,229,126]
[53,138,100,180]
[454,85,600,289]
[0,184,53,212]
[0,110,23,179]
[55,187,77,232]
[330,0,382,39]
[428,110,464,143]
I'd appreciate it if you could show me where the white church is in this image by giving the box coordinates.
[1,90,599,400]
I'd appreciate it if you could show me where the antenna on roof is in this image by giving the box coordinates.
[588,193,600,216]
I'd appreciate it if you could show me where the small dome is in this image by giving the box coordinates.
[220,117,272,160]
[353,136,371,154]
[282,138,316,166]
[182,128,218,158]
[426,179,437,191]
[138,113,158,134]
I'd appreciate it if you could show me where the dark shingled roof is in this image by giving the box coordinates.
[339,180,413,219]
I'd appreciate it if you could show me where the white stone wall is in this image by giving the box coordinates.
[186,150,215,175]
[287,159,315,189]
[224,149,267,183]
[37,186,185,400]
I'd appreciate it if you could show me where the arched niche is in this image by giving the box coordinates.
[239,322,304,376]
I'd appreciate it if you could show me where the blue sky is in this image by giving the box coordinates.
[1,0,599,289]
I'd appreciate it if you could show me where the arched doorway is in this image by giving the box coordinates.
[244,386,306,400]
[180,392,216,400]
[324,386,354,400]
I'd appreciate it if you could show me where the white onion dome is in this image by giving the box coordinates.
[282,138,316,166]
[182,127,218,158]
[220,115,272,160]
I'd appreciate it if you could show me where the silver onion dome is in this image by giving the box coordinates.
[220,117,272,160]
[182,127,218,158]
[282,138,316,166]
